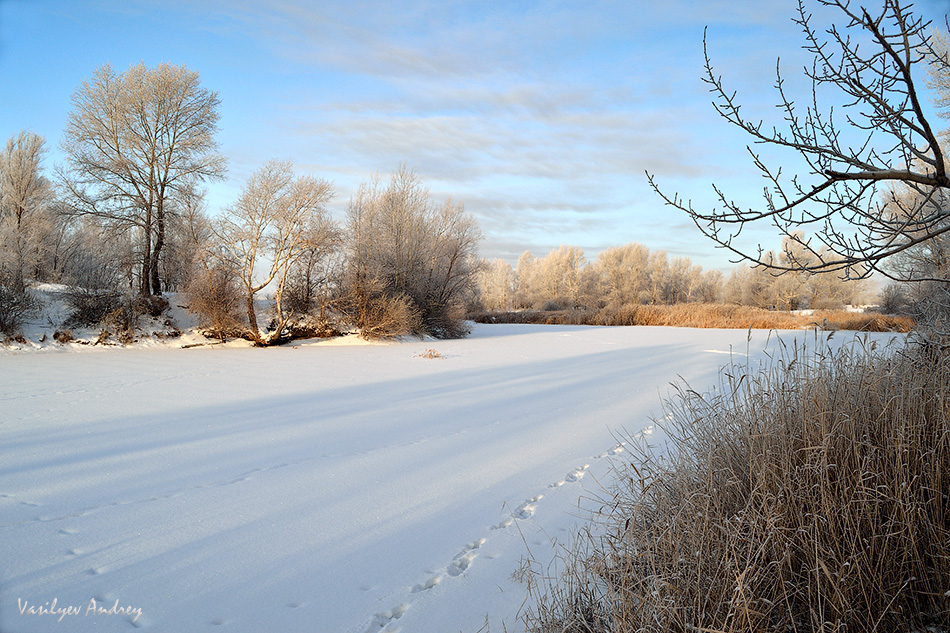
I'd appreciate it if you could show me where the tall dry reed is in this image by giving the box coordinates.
[471,304,914,333]
[526,339,950,632]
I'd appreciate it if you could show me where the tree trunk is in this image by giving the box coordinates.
[150,199,165,296]
[140,204,153,296]
[140,235,152,296]
[246,292,260,343]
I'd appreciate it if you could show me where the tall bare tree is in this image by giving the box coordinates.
[60,62,226,296]
[0,130,54,291]
[215,160,335,345]
[649,0,950,282]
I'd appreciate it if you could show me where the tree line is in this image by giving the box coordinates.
[0,59,919,344]
[477,238,868,314]
[0,63,481,343]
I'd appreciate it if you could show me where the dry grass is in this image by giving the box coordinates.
[525,339,950,633]
[415,348,443,359]
[471,304,914,333]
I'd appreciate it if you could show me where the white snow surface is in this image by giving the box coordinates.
[0,324,900,633]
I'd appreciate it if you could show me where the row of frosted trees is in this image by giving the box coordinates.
[0,62,481,342]
[477,240,868,313]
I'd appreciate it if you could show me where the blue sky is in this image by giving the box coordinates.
[2,0,948,271]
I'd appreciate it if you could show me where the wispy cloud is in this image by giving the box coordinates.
[9,0,937,270]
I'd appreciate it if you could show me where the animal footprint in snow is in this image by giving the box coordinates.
[447,552,476,576]
[597,443,625,459]
[514,495,543,519]
[550,464,589,487]
[565,464,589,482]
[491,517,513,530]
[446,538,485,577]
[370,603,408,632]
[412,574,443,592]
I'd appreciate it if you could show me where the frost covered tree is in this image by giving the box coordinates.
[215,160,335,345]
[345,165,481,338]
[513,251,541,309]
[597,243,651,309]
[0,130,55,292]
[477,258,515,312]
[60,62,226,296]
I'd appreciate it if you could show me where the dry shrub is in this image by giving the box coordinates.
[184,266,245,338]
[0,286,39,334]
[65,289,122,328]
[358,294,421,340]
[472,304,914,332]
[418,300,471,339]
[283,315,342,340]
[415,348,443,359]
[53,329,73,343]
[527,340,950,633]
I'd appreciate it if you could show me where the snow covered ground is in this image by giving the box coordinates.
[0,324,901,633]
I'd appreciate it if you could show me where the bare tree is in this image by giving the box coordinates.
[597,243,651,309]
[477,258,515,312]
[649,0,950,281]
[215,160,335,345]
[344,165,481,338]
[0,130,55,291]
[282,213,343,317]
[514,251,541,309]
[60,62,226,296]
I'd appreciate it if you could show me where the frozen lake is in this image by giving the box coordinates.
[0,324,896,632]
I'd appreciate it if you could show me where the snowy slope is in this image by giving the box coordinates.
[0,324,900,633]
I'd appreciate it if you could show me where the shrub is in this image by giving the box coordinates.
[541,299,569,312]
[64,289,122,328]
[281,315,342,341]
[132,294,169,319]
[417,299,471,339]
[358,294,421,340]
[527,340,950,633]
[879,282,911,314]
[53,329,73,343]
[0,286,38,335]
[183,265,245,338]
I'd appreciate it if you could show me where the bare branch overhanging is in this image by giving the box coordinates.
[650,0,950,281]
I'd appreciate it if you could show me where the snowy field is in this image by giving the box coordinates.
[0,324,899,633]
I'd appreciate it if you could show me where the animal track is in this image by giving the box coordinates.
[514,495,542,519]
[447,552,476,577]
[361,436,657,633]
[567,464,589,482]
[412,573,443,592]
[551,464,590,487]
[491,516,513,530]
[597,443,626,458]
[446,538,484,577]
[368,603,408,632]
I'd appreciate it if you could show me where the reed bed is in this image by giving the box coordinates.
[525,339,950,632]
[470,304,914,333]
